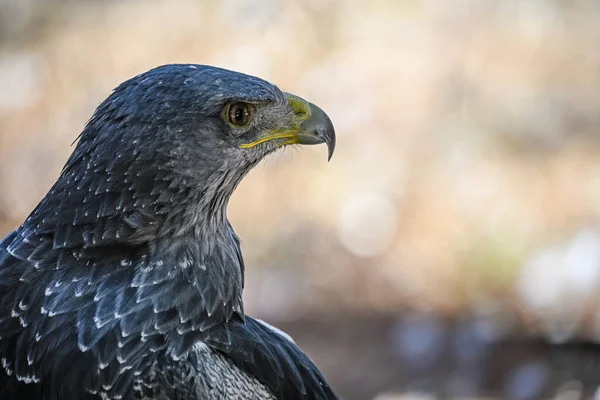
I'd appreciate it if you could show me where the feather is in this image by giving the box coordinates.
[0,64,337,400]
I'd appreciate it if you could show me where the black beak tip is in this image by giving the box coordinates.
[319,114,336,162]
[313,127,336,162]
[325,131,335,162]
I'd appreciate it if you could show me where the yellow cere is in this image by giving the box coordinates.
[284,93,311,123]
[239,93,311,149]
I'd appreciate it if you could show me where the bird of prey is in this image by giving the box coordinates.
[0,64,338,400]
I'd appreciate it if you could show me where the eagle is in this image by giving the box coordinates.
[0,64,338,400]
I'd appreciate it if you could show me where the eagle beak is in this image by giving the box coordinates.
[293,100,336,161]
[240,94,336,161]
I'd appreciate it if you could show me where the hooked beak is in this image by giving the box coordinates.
[239,93,336,161]
[290,97,336,161]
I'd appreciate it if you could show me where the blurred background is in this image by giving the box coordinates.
[1,0,600,398]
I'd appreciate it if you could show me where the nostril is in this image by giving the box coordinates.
[295,110,308,119]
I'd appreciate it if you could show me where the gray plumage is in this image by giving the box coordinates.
[149,342,276,400]
[0,64,337,400]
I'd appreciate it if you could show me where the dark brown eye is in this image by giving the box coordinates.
[227,102,252,127]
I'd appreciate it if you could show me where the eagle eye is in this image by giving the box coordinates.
[226,102,252,127]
